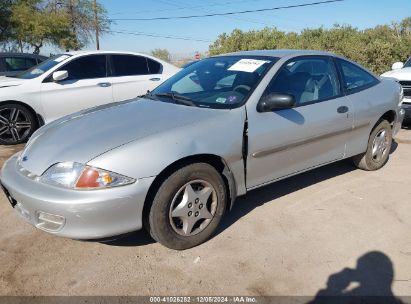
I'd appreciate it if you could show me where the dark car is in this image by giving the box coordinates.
[0,53,47,77]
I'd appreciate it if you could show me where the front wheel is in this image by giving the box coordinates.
[0,104,36,145]
[147,163,227,250]
[352,120,392,171]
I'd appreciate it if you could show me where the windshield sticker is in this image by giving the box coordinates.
[53,55,70,63]
[216,97,227,103]
[228,59,269,73]
[227,95,238,103]
[30,68,44,75]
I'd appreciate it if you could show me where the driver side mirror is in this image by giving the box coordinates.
[52,70,68,82]
[257,93,296,112]
[392,62,404,70]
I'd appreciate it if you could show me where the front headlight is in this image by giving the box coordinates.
[40,162,135,190]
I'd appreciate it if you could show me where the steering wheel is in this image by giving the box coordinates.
[233,85,251,95]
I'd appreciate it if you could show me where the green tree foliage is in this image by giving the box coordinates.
[0,0,14,42]
[53,0,111,51]
[11,0,71,53]
[151,48,171,62]
[209,18,411,74]
[1,0,110,54]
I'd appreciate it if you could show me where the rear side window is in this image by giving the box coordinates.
[4,57,38,71]
[62,55,107,80]
[112,55,150,76]
[147,58,162,74]
[337,59,378,92]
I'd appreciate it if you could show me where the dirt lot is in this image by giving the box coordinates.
[0,129,410,297]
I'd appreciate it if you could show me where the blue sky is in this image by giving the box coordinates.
[48,0,411,58]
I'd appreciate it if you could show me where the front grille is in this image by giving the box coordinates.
[399,81,411,86]
[399,81,411,98]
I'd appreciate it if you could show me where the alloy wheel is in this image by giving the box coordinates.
[0,107,32,144]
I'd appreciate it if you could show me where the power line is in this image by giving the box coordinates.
[156,0,275,28]
[111,30,212,43]
[111,0,344,21]
[110,0,266,16]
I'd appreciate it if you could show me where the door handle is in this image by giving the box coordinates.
[149,78,161,81]
[97,82,111,87]
[337,106,349,114]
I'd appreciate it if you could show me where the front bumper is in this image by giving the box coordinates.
[402,101,411,122]
[0,153,155,239]
[392,105,405,136]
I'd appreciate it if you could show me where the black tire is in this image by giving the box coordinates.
[147,163,227,250]
[352,120,392,171]
[0,103,37,145]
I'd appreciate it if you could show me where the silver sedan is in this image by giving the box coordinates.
[0,50,405,249]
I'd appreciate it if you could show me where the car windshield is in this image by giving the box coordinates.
[404,58,411,68]
[150,56,277,109]
[12,54,72,79]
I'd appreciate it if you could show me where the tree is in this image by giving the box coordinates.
[151,48,171,62]
[0,0,14,43]
[1,0,110,54]
[56,0,111,51]
[11,0,71,53]
[209,18,411,75]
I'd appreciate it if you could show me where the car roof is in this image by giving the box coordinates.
[214,49,336,58]
[62,50,172,65]
[0,52,47,59]
[65,50,154,57]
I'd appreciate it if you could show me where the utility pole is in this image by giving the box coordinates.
[93,0,100,50]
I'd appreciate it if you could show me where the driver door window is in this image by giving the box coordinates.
[62,55,107,80]
[265,57,340,106]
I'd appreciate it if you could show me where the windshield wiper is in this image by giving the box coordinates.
[139,90,157,100]
[155,92,196,107]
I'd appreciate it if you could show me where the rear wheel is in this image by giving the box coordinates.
[147,163,227,250]
[352,120,392,171]
[0,103,36,145]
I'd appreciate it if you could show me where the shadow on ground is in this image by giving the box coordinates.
[217,159,356,235]
[308,251,404,304]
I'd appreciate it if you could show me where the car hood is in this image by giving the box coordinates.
[381,67,411,80]
[0,76,27,88]
[20,99,228,176]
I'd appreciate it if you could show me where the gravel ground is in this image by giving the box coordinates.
[0,129,410,297]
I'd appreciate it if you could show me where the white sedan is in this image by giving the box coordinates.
[0,51,180,144]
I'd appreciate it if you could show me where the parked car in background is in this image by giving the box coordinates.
[0,53,47,77]
[181,61,197,69]
[0,50,404,250]
[0,51,180,144]
[381,57,411,125]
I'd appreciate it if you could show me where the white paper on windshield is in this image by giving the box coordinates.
[53,55,70,63]
[228,59,268,73]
